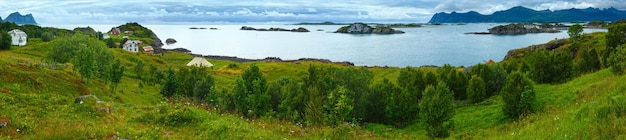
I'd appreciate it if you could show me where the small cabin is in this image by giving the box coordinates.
[8,29,27,46]
[142,46,154,54]
[110,28,120,35]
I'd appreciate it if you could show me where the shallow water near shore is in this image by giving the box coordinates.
[57,24,606,67]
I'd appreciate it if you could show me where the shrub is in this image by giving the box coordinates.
[41,32,53,42]
[419,82,455,138]
[608,45,626,75]
[501,71,535,119]
[467,75,486,103]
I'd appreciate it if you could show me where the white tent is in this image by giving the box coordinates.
[186,57,213,67]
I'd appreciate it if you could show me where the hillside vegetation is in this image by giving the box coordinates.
[0,23,625,139]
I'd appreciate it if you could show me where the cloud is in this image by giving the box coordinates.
[1,0,625,24]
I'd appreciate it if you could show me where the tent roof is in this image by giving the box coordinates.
[186,57,213,67]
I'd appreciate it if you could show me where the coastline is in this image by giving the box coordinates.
[186,52,356,66]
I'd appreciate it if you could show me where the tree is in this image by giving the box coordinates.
[0,30,10,50]
[608,44,626,75]
[41,32,53,42]
[134,60,144,80]
[234,65,270,117]
[49,34,113,80]
[604,23,626,67]
[109,59,124,92]
[467,75,486,103]
[502,71,535,119]
[160,68,178,98]
[362,78,397,124]
[567,24,583,42]
[193,75,215,102]
[419,82,455,138]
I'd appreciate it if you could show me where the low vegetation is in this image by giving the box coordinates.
[0,22,625,139]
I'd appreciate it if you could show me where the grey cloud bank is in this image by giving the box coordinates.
[1,0,625,25]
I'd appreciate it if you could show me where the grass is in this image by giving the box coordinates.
[1,32,625,139]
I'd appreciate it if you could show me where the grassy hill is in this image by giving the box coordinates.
[0,28,625,139]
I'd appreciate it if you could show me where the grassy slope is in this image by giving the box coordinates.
[0,33,625,139]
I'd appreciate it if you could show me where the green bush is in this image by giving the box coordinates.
[501,71,535,119]
[608,45,626,75]
[41,32,53,42]
[0,30,10,50]
[467,75,486,103]
[419,82,455,138]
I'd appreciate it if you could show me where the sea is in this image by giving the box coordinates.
[53,23,606,67]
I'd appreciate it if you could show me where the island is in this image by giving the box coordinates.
[429,6,626,23]
[293,21,347,25]
[334,23,405,34]
[240,26,310,32]
[466,23,562,35]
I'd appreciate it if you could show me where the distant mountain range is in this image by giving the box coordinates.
[429,6,626,23]
[2,12,37,25]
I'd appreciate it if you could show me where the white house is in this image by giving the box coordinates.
[8,29,27,46]
[123,40,142,52]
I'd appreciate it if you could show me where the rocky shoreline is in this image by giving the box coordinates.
[200,54,355,66]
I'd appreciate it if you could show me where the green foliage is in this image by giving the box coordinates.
[324,86,354,125]
[568,24,584,42]
[160,68,178,97]
[575,48,601,74]
[471,63,507,97]
[193,75,215,102]
[608,44,626,75]
[502,71,535,119]
[604,23,626,67]
[134,60,144,80]
[41,32,53,42]
[105,38,115,48]
[362,78,397,124]
[0,30,10,50]
[438,64,468,100]
[48,34,114,80]
[234,65,270,117]
[109,59,124,91]
[467,75,486,103]
[525,50,573,83]
[419,82,455,138]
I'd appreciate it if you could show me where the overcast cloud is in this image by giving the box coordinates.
[1,0,625,25]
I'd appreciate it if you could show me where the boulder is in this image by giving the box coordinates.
[0,117,8,129]
[74,95,102,104]
[240,26,256,30]
[166,38,177,45]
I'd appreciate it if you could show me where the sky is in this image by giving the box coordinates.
[1,0,625,25]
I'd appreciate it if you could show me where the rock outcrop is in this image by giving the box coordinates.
[503,38,569,60]
[166,38,177,45]
[335,23,404,34]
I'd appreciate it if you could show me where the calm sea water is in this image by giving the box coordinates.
[57,24,605,67]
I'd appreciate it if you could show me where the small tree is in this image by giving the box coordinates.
[609,44,626,75]
[568,24,584,42]
[467,75,486,103]
[0,30,10,50]
[41,32,53,42]
[502,71,535,119]
[419,82,455,138]
[160,68,178,98]
[109,59,124,92]
[604,23,626,67]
